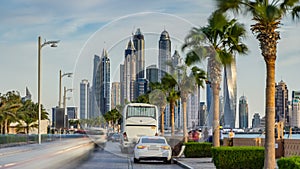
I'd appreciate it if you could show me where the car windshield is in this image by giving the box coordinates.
[141,138,166,144]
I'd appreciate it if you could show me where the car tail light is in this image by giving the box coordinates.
[137,145,147,149]
[161,146,170,150]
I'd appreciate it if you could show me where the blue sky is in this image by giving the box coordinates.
[1,0,300,124]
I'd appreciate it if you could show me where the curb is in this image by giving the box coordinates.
[173,158,193,169]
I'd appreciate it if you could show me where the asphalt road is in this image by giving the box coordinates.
[78,141,182,169]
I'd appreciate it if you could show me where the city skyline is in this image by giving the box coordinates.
[1,0,300,122]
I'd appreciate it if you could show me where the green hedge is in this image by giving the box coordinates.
[211,146,264,169]
[277,156,300,169]
[184,142,212,158]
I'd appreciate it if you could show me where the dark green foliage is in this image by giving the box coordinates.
[277,156,300,169]
[211,146,264,169]
[184,142,213,158]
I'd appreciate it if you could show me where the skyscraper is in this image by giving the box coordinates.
[120,64,125,105]
[158,30,171,82]
[275,80,289,123]
[133,28,145,79]
[252,113,261,128]
[123,39,136,102]
[111,82,120,109]
[99,48,110,115]
[91,55,100,118]
[199,102,207,127]
[292,91,300,127]
[146,65,159,84]
[239,95,248,129]
[223,57,237,128]
[80,79,89,120]
[206,57,214,127]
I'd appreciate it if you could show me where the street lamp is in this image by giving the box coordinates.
[38,36,59,144]
[63,86,73,132]
[58,70,73,108]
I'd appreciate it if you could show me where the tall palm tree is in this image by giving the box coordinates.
[182,11,248,147]
[0,91,22,134]
[17,100,38,134]
[176,65,198,143]
[161,74,180,136]
[148,86,167,136]
[216,0,300,167]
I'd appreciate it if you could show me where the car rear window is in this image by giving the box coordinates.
[141,138,166,144]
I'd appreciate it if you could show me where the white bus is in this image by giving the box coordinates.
[120,103,159,153]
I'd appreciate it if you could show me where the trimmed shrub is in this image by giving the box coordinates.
[211,146,264,169]
[277,156,300,169]
[184,142,212,157]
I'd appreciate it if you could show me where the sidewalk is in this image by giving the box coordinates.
[174,157,216,169]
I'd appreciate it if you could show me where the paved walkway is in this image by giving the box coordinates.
[174,157,216,169]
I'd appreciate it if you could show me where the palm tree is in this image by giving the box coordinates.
[182,11,248,147]
[104,108,122,132]
[0,91,22,134]
[216,0,300,167]
[16,100,38,134]
[161,74,180,136]
[176,65,198,143]
[149,82,168,136]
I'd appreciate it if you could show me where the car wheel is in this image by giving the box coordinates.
[134,158,139,163]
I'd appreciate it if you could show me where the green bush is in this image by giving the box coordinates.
[184,142,212,157]
[211,146,264,169]
[277,156,300,169]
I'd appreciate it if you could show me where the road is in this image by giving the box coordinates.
[0,138,94,169]
[78,141,182,169]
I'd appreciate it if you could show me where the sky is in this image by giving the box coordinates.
[0,0,300,126]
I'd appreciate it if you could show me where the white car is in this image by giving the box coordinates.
[133,136,172,164]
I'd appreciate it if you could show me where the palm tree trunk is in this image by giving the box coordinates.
[160,106,165,136]
[171,102,175,136]
[264,59,276,169]
[212,83,220,147]
[182,99,188,143]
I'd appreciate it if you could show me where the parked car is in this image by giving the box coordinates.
[133,136,172,164]
[111,133,120,142]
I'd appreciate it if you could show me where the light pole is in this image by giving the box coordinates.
[38,36,59,144]
[59,70,72,108]
[63,86,73,132]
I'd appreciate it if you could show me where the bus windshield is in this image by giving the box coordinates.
[126,106,156,119]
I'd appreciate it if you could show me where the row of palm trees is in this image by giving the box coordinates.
[180,1,300,168]
[0,91,48,134]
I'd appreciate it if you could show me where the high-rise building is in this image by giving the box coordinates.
[120,64,125,105]
[146,65,159,84]
[239,95,248,129]
[80,79,89,120]
[291,91,300,127]
[223,57,237,128]
[187,86,199,129]
[22,87,32,102]
[291,98,300,127]
[206,57,214,128]
[252,113,261,128]
[275,80,289,124]
[133,28,145,79]
[135,78,149,99]
[199,102,207,127]
[67,107,78,119]
[111,82,120,109]
[91,55,100,118]
[158,30,171,82]
[99,49,110,115]
[123,39,136,102]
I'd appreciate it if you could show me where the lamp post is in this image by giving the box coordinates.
[38,36,59,144]
[58,70,73,108]
[63,86,73,132]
